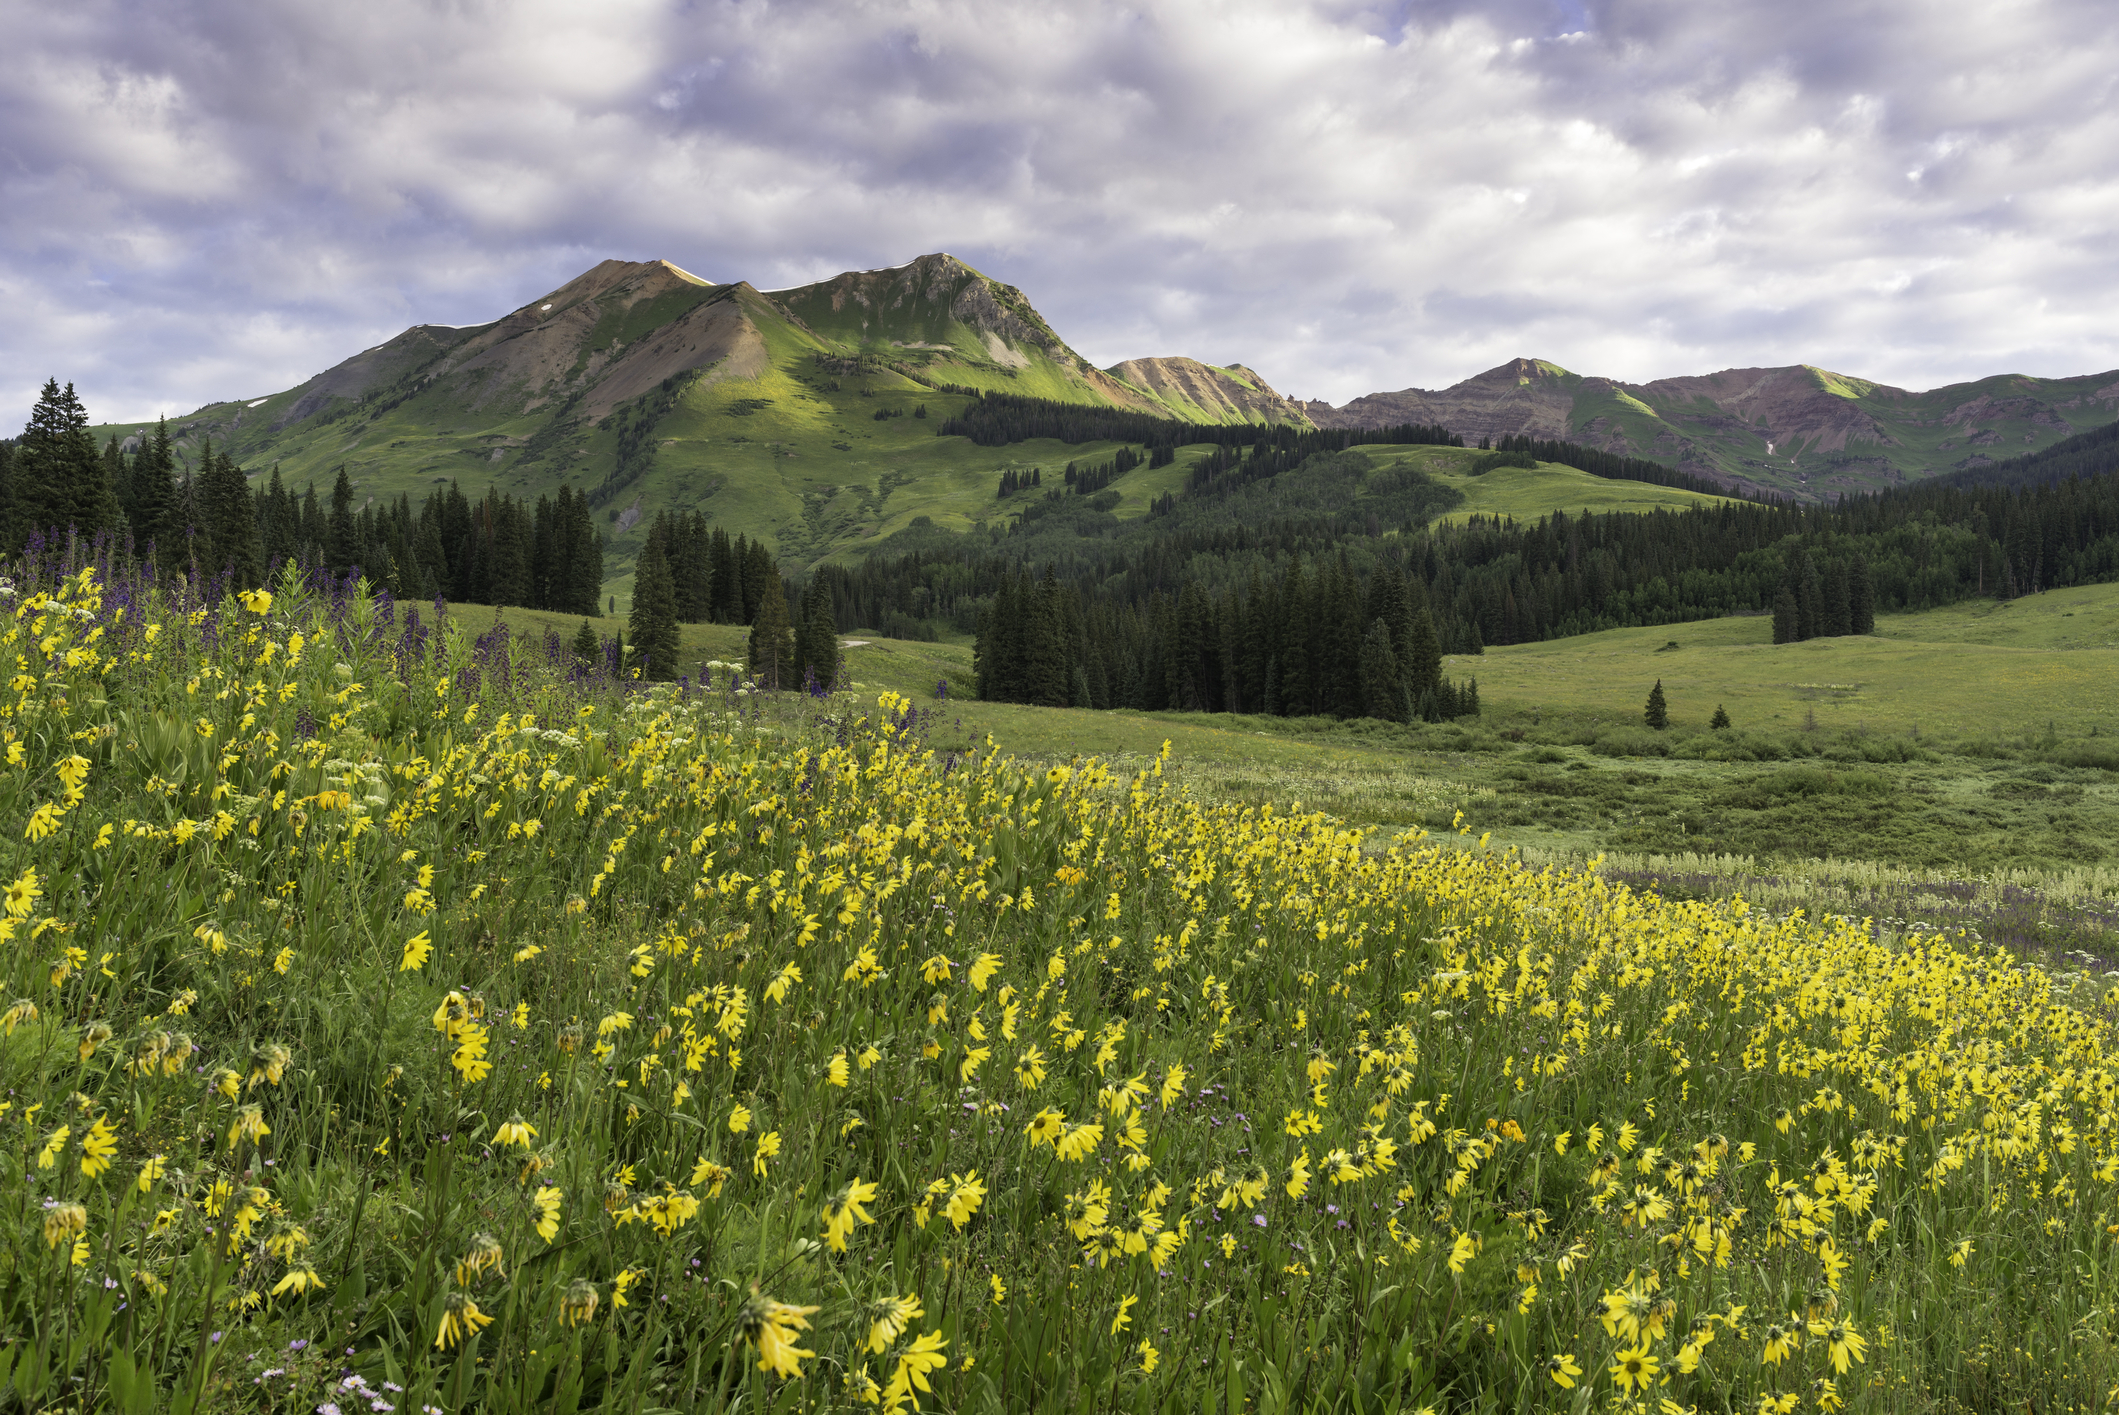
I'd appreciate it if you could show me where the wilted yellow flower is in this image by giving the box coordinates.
[435,1290,494,1349]
[560,1279,600,1327]
[43,1200,87,1249]
[739,1290,820,1378]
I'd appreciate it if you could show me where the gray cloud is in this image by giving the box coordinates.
[6,0,2119,423]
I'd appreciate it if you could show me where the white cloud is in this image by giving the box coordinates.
[4,0,2119,423]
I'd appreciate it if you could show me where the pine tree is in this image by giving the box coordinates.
[1772,586,1799,644]
[1644,679,1669,730]
[747,567,794,690]
[573,620,600,661]
[628,529,682,681]
[803,586,839,690]
[11,379,113,546]
[1849,554,1876,634]
[1710,704,1731,730]
[131,418,180,571]
[199,447,265,586]
[1358,620,1404,721]
[260,464,299,569]
[326,467,358,572]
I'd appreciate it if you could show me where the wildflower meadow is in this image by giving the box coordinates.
[3,536,2117,1413]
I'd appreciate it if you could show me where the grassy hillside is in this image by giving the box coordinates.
[1363,445,1739,524]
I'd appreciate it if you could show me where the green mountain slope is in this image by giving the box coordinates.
[89,254,1311,585]
[1306,357,2119,498]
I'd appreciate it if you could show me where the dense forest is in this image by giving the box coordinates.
[0,379,603,613]
[796,424,2119,716]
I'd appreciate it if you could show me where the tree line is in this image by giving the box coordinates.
[935,390,1461,454]
[620,509,840,686]
[0,379,604,611]
[1489,433,1735,498]
[973,558,1478,721]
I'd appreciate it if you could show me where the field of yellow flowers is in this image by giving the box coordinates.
[4,546,2119,1414]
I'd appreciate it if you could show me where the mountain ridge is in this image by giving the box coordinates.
[1300,356,2119,497]
[81,253,2119,583]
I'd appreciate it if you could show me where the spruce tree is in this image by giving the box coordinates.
[628,529,682,681]
[1710,704,1731,730]
[131,418,180,571]
[573,620,600,661]
[803,586,840,690]
[260,464,298,568]
[12,379,112,545]
[326,467,357,572]
[747,566,794,690]
[1358,620,1404,721]
[199,448,265,586]
[1849,555,1876,634]
[1644,679,1669,730]
[1772,586,1799,644]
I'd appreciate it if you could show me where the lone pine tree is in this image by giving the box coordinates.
[1645,679,1669,730]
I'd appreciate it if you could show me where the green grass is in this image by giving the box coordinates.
[1360,445,1739,525]
[469,582,2119,882]
[1456,579,2119,737]
[17,559,2119,1412]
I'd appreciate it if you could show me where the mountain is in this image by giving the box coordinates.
[1302,357,2119,497]
[100,253,1310,582]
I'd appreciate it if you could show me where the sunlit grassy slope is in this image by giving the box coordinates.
[1360,444,1741,524]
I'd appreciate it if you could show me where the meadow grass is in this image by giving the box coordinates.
[7,548,2119,1413]
[1357,447,1740,527]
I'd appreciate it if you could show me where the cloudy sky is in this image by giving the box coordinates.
[7,0,2119,424]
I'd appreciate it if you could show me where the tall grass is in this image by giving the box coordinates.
[3,538,2119,1411]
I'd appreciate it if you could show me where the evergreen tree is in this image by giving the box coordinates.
[1402,593,1443,709]
[747,566,794,690]
[1849,554,1876,634]
[130,418,180,571]
[103,435,129,529]
[567,491,603,616]
[628,529,682,681]
[298,485,327,566]
[801,585,839,690]
[572,620,600,661]
[709,528,738,622]
[326,467,357,572]
[1358,620,1404,721]
[1710,704,1731,730]
[259,465,299,569]
[1824,559,1852,637]
[11,379,114,546]
[1644,679,1669,730]
[484,492,532,607]
[198,447,265,586]
[1772,586,1799,644]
